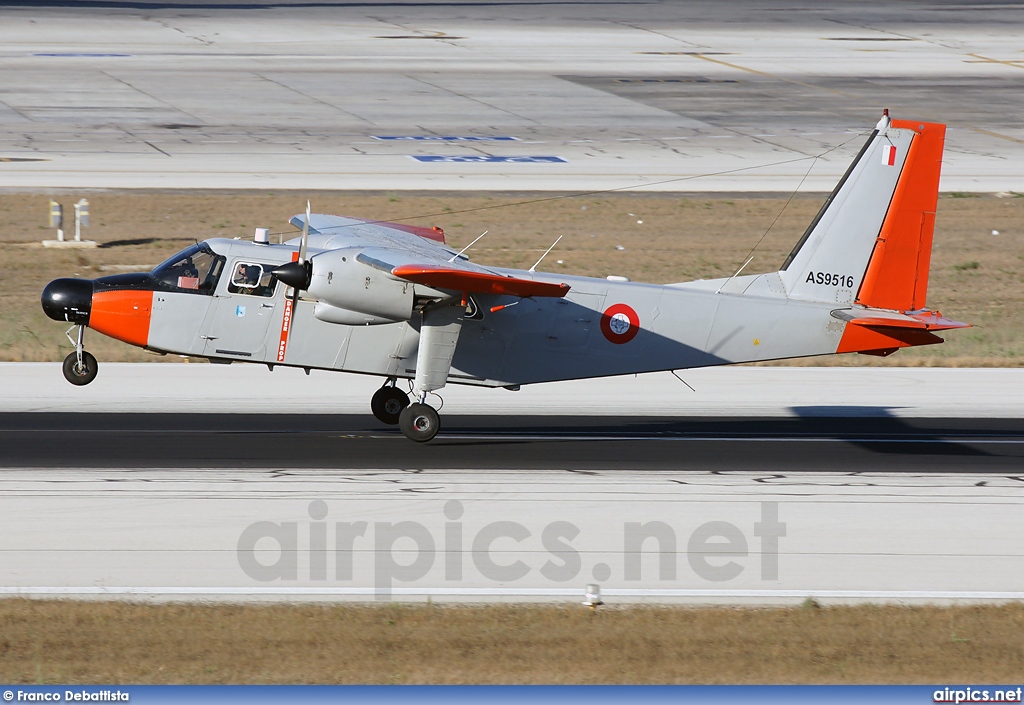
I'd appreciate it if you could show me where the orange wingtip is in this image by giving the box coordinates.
[391,265,570,298]
[369,220,446,244]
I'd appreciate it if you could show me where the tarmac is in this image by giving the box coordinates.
[1,1,1023,191]
[0,363,1021,604]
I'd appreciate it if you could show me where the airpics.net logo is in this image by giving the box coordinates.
[236,500,786,597]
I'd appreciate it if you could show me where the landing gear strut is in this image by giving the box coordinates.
[370,380,410,425]
[62,325,98,386]
[399,402,440,443]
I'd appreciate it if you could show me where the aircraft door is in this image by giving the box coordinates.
[202,261,281,361]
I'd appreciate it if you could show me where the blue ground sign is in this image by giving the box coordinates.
[411,155,566,163]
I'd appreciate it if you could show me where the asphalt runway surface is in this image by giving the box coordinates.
[5,413,1023,472]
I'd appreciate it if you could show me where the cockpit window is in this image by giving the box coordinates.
[151,243,224,294]
[227,261,277,298]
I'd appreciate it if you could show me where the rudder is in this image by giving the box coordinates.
[856,119,945,311]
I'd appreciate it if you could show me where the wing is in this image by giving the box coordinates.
[290,213,447,245]
[291,213,570,299]
[390,265,569,298]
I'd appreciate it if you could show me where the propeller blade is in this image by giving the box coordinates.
[298,200,310,264]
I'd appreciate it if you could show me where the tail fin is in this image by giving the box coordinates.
[780,113,946,310]
[856,119,945,311]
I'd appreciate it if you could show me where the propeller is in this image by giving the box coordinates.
[271,201,313,351]
[272,201,313,291]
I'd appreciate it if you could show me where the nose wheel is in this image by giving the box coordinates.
[62,350,98,386]
[399,402,440,443]
[61,325,98,386]
[370,383,410,425]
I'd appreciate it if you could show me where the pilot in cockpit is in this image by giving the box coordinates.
[173,258,200,289]
[234,263,260,288]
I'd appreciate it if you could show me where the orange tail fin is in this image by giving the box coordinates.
[855,120,946,311]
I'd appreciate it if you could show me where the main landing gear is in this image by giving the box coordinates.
[370,378,441,443]
[398,402,440,443]
[62,325,98,386]
[370,380,410,425]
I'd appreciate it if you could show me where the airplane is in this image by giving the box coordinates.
[41,111,968,442]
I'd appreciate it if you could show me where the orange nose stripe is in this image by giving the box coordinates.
[90,290,153,348]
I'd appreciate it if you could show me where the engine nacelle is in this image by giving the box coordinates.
[307,249,413,321]
[313,302,399,326]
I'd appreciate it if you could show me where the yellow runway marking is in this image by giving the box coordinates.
[684,53,855,98]
[965,53,1024,69]
[972,128,1024,145]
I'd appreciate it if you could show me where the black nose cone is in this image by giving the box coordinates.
[271,260,312,290]
[41,278,93,323]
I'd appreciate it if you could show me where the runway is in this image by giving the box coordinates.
[1,1,1023,190]
[1,464,1022,603]
[3,364,1022,472]
[3,413,1024,472]
[0,364,1021,603]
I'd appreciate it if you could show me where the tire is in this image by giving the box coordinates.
[398,402,440,443]
[370,386,410,425]
[62,351,98,386]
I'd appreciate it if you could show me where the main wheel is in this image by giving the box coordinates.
[371,386,410,425]
[62,351,98,386]
[399,402,440,443]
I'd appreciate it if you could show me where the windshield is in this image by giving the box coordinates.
[151,243,225,294]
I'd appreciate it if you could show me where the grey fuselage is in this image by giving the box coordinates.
[145,236,843,388]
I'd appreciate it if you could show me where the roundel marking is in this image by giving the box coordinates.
[600,303,640,344]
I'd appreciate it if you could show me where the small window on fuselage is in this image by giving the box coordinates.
[227,261,277,298]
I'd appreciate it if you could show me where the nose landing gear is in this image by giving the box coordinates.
[62,325,98,385]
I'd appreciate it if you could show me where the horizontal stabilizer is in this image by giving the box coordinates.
[832,308,970,332]
[833,307,968,356]
[392,265,570,298]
